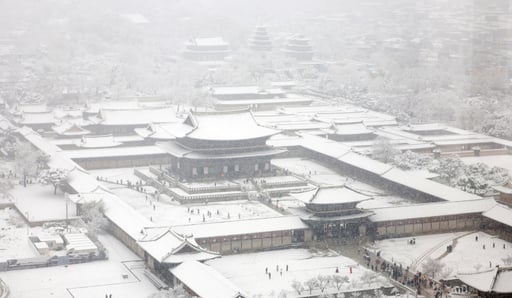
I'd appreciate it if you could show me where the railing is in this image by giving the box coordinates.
[144,269,168,290]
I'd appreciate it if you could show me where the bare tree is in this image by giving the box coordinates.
[331,274,349,292]
[317,275,331,293]
[360,271,378,288]
[305,277,319,294]
[291,279,303,295]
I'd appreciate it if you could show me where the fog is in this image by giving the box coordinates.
[1,0,511,139]
[1,1,512,297]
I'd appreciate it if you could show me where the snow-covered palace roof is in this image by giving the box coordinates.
[138,228,219,264]
[181,110,280,141]
[369,198,496,222]
[292,186,371,205]
[96,107,180,126]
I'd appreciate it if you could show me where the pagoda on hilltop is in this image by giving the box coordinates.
[282,35,314,61]
[248,26,272,51]
[159,110,285,180]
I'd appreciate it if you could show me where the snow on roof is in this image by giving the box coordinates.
[52,122,90,136]
[184,110,280,141]
[170,261,248,298]
[493,269,512,293]
[214,96,313,107]
[17,126,82,171]
[98,107,179,125]
[382,168,482,202]
[457,267,512,293]
[299,134,352,159]
[212,86,285,96]
[137,228,219,264]
[300,134,483,202]
[339,151,394,175]
[187,37,229,46]
[85,101,140,114]
[66,167,109,193]
[172,216,309,239]
[75,134,122,148]
[333,123,373,135]
[13,103,49,113]
[266,135,303,148]
[271,121,330,131]
[184,148,285,160]
[492,185,512,195]
[401,123,448,132]
[135,123,191,140]
[369,198,496,222]
[482,204,512,228]
[64,233,97,252]
[64,146,167,159]
[18,111,56,125]
[77,189,154,240]
[292,186,371,204]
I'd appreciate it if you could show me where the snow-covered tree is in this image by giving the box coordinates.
[148,284,192,298]
[317,275,330,292]
[421,257,445,279]
[80,200,109,241]
[330,274,349,292]
[39,168,68,195]
[429,156,464,186]
[371,137,400,163]
[291,279,303,295]
[360,271,378,288]
[14,142,39,187]
[305,277,319,294]
[392,150,433,170]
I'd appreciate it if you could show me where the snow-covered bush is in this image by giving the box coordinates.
[392,150,433,170]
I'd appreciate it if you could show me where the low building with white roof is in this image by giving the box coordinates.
[170,260,247,298]
[456,266,512,297]
[482,203,512,241]
[369,198,497,238]
[171,216,312,254]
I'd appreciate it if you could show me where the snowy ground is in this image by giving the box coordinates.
[0,207,38,261]
[373,231,512,278]
[110,186,282,226]
[461,155,512,174]
[272,158,349,186]
[2,234,157,298]
[272,158,413,208]
[207,248,391,297]
[10,183,77,222]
